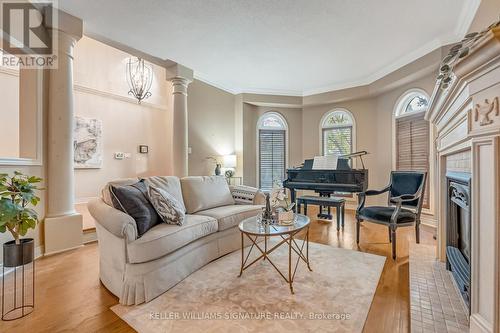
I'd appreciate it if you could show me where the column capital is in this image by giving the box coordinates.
[165,63,193,82]
[43,7,83,42]
[170,77,191,95]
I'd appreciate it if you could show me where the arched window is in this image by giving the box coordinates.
[394,90,429,117]
[257,112,288,191]
[393,89,430,207]
[321,109,355,157]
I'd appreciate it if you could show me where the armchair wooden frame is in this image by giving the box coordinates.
[355,171,427,259]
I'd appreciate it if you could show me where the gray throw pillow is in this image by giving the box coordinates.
[110,179,161,237]
[148,186,185,225]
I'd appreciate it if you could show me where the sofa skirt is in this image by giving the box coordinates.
[96,223,256,305]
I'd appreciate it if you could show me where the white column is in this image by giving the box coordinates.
[44,11,83,255]
[166,64,193,177]
[170,77,190,177]
[47,31,78,217]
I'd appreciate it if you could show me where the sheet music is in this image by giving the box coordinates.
[312,155,338,170]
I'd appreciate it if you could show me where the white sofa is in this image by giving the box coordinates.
[88,175,265,305]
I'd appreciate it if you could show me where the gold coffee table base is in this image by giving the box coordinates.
[238,226,312,294]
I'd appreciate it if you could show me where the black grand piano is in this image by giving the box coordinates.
[283,151,368,219]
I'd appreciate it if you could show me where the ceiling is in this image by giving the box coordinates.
[58,0,480,96]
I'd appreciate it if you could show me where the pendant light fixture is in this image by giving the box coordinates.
[126,57,153,103]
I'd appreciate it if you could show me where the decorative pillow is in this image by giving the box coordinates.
[181,176,235,214]
[144,176,186,213]
[229,185,260,205]
[110,179,161,237]
[148,186,185,225]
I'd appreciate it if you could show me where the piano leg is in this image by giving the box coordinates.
[290,189,296,212]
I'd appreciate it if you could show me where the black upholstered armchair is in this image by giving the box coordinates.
[356,171,427,259]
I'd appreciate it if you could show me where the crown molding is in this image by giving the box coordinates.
[193,72,240,95]
[454,0,481,38]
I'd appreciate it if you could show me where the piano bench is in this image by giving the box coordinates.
[296,195,346,231]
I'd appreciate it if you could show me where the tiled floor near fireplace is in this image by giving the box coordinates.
[409,243,469,333]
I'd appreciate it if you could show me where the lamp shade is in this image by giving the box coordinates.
[223,154,237,168]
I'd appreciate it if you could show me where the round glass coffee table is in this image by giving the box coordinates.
[238,214,312,294]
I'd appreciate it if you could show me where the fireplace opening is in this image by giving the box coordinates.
[445,172,471,311]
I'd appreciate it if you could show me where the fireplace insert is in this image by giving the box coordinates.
[445,172,471,311]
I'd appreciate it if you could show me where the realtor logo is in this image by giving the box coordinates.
[1,0,58,68]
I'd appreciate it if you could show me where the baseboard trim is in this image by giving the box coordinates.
[83,229,97,244]
[44,244,84,257]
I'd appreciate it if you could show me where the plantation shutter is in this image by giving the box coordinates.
[259,129,286,191]
[396,112,430,208]
[323,127,353,156]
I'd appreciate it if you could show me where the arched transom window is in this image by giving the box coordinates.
[257,113,287,130]
[321,109,355,157]
[395,91,429,117]
[257,112,288,191]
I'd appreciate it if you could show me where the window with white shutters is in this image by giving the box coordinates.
[257,112,288,191]
[259,130,285,191]
[395,91,430,208]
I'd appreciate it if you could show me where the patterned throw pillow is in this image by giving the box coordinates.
[148,186,185,225]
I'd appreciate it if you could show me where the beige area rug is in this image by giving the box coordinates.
[112,242,386,333]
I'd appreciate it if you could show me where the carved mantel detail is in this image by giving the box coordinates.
[474,97,499,126]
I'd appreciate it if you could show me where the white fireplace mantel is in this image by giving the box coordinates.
[426,26,500,333]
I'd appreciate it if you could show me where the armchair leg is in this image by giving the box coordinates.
[356,218,361,244]
[415,220,420,244]
[388,227,391,243]
[390,227,397,260]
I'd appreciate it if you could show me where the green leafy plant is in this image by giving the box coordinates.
[0,171,42,244]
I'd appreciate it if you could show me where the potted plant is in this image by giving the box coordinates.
[0,171,42,268]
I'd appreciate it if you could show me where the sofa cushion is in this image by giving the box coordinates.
[144,176,186,213]
[127,214,218,263]
[148,186,185,225]
[197,204,263,231]
[181,176,235,214]
[110,180,161,237]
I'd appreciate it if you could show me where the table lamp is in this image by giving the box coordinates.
[223,154,237,177]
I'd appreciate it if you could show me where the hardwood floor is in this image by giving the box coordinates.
[0,208,436,333]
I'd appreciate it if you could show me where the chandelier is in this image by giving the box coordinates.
[126,57,153,103]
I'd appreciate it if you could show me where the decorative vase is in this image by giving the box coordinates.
[277,210,295,225]
[214,163,221,175]
[2,238,35,321]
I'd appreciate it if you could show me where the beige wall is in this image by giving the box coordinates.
[301,73,436,205]
[468,0,500,33]
[242,103,258,185]
[187,79,235,176]
[73,37,172,202]
[0,70,46,262]
[0,68,20,157]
